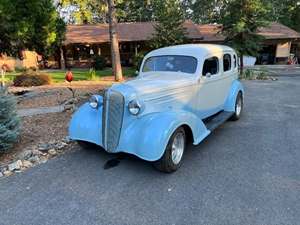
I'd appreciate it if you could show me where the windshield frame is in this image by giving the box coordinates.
[141,55,198,75]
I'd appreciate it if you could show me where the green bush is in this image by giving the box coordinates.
[240,68,269,80]
[0,88,20,153]
[87,68,97,80]
[132,52,146,70]
[13,71,52,87]
[92,55,106,70]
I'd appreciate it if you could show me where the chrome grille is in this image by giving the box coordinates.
[102,90,124,152]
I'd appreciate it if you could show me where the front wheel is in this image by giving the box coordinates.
[153,127,186,173]
[230,92,243,121]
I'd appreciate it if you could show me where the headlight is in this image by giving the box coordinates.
[128,99,141,115]
[89,95,100,108]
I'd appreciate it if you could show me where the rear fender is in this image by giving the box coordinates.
[224,80,244,112]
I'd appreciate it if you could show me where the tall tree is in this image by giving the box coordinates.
[58,0,108,24]
[107,0,122,81]
[266,0,300,32]
[116,0,153,22]
[58,0,123,80]
[190,0,228,24]
[151,0,187,49]
[221,0,270,74]
[0,0,65,57]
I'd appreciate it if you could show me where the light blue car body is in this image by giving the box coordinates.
[69,44,244,161]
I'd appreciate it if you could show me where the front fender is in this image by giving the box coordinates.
[118,111,210,161]
[224,80,244,112]
[69,103,102,146]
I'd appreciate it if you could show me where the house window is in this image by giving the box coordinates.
[223,54,232,72]
[202,57,219,76]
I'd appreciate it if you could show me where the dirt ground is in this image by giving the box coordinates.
[9,80,114,109]
[0,81,113,166]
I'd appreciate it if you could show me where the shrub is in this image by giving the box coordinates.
[87,68,97,80]
[132,52,146,70]
[0,88,20,153]
[92,55,106,70]
[240,68,269,80]
[13,71,52,87]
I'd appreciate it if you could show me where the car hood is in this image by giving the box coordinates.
[111,72,196,101]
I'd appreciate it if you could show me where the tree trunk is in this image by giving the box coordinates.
[240,54,244,77]
[107,0,123,81]
[60,47,66,70]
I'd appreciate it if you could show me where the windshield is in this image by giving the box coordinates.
[142,55,197,74]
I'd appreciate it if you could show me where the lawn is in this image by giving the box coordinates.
[4,67,137,83]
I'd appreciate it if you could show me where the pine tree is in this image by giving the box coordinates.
[0,89,20,153]
[151,0,187,49]
[221,0,271,75]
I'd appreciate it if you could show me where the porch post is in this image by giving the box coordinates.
[135,44,138,56]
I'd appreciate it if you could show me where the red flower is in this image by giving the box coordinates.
[65,71,73,82]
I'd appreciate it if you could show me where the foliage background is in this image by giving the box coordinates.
[0,0,66,57]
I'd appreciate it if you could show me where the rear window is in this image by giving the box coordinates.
[223,54,232,72]
[142,55,197,74]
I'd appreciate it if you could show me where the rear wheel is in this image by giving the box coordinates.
[153,127,186,173]
[230,92,243,121]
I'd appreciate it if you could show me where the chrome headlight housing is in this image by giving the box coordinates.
[89,95,102,109]
[128,99,142,115]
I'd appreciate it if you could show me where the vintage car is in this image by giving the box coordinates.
[69,44,244,173]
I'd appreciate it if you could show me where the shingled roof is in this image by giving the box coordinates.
[64,21,300,45]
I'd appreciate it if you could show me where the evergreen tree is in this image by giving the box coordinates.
[0,89,20,153]
[221,0,271,74]
[151,0,187,49]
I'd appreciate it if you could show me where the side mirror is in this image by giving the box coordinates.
[135,70,139,76]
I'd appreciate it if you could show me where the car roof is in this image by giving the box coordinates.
[146,44,235,58]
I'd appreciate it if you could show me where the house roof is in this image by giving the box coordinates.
[64,21,300,45]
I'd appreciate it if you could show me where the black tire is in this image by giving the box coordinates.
[230,92,243,121]
[153,127,186,173]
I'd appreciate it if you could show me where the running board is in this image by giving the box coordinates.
[204,111,234,132]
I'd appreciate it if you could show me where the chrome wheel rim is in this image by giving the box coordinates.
[171,132,185,165]
[236,96,242,116]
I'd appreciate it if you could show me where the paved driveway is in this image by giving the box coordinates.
[1,76,300,225]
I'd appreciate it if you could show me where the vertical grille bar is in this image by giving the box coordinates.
[102,90,108,147]
[102,90,124,152]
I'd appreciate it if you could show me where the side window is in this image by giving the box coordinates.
[223,54,232,72]
[202,57,219,76]
[233,54,237,68]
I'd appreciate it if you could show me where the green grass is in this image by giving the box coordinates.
[4,67,136,83]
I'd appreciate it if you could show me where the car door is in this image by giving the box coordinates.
[196,52,235,118]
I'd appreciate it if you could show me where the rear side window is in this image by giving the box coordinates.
[223,54,232,72]
[202,57,219,76]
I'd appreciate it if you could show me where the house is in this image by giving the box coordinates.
[5,21,300,70]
